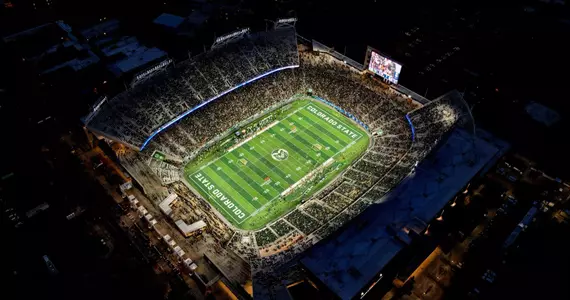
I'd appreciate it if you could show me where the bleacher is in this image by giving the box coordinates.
[86,28,299,150]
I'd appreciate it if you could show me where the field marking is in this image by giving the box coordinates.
[281,112,346,155]
[243,137,302,184]
[198,104,318,188]
[186,100,367,228]
[187,104,315,222]
[227,120,279,152]
[188,172,250,224]
[254,129,316,181]
[195,103,310,173]
[242,105,364,212]
[204,163,264,210]
[286,117,345,153]
[214,153,279,203]
[302,103,363,141]
[225,150,284,197]
[281,157,335,196]
[254,112,343,183]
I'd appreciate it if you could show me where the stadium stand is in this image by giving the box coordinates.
[148,159,180,185]
[86,28,299,150]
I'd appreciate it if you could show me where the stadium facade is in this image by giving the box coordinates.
[84,23,508,300]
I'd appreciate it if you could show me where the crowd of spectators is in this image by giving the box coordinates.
[87,27,299,149]
[132,50,418,166]
[268,220,294,237]
[254,229,278,247]
[284,210,321,234]
[145,68,301,160]
[320,191,355,211]
[302,202,336,223]
[148,158,180,185]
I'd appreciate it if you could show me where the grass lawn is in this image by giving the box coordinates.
[184,98,369,230]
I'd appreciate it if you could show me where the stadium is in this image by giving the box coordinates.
[85,20,504,299]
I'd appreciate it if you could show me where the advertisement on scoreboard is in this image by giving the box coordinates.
[367,51,402,84]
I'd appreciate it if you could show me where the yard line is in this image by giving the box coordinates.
[298,109,357,145]
[258,136,308,181]
[185,100,369,229]
[188,172,252,224]
[287,112,347,151]
[226,126,305,185]
[218,157,278,204]
[242,145,297,185]
[267,125,328,170]
[199,166,260,212]
[272,113,341,163]
[190,103,312,175]
[202,165,262,211]
[280,116,342,155]
[230,138,293,185]
[253,141,309,186]
[226,150,283,196]
[301,103,363,140]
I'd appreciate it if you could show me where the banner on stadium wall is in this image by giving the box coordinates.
[312,95,369,131]
[212,28,250,49]
[131,59,172,87]
[277,18,297,24]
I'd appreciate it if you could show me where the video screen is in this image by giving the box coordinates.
[368,51,402,84]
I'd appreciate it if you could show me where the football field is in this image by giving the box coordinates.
[184,99,369,230]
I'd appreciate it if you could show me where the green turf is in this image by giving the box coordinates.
[184,98,369,230]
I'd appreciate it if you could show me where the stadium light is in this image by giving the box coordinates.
[140,65,299,150]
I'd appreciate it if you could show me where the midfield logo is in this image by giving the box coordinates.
[271,149,289,161]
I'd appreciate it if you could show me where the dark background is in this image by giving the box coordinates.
[1,0,569,299]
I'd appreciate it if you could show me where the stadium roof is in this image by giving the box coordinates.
[153,13,186,29]
[301,128,509,300]
[80,19,120,40]
[525,101,560,127]
[86,28,299,150]
[175,219,207,236]
[187,11,209,26]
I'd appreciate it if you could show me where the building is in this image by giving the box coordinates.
[78,19,169,90]
[175,219,207,237]
[3,21,100,76]
[158,193,178,216]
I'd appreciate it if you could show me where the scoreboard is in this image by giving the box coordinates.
[364,47,402,84]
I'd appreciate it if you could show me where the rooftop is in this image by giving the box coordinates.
[175,219,207,235]
[109,47,167,75]
[154,13,186,29]
[3,21,100,74]
[80,19,120,40]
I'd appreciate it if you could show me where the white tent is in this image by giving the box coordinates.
[159,194,178,216]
